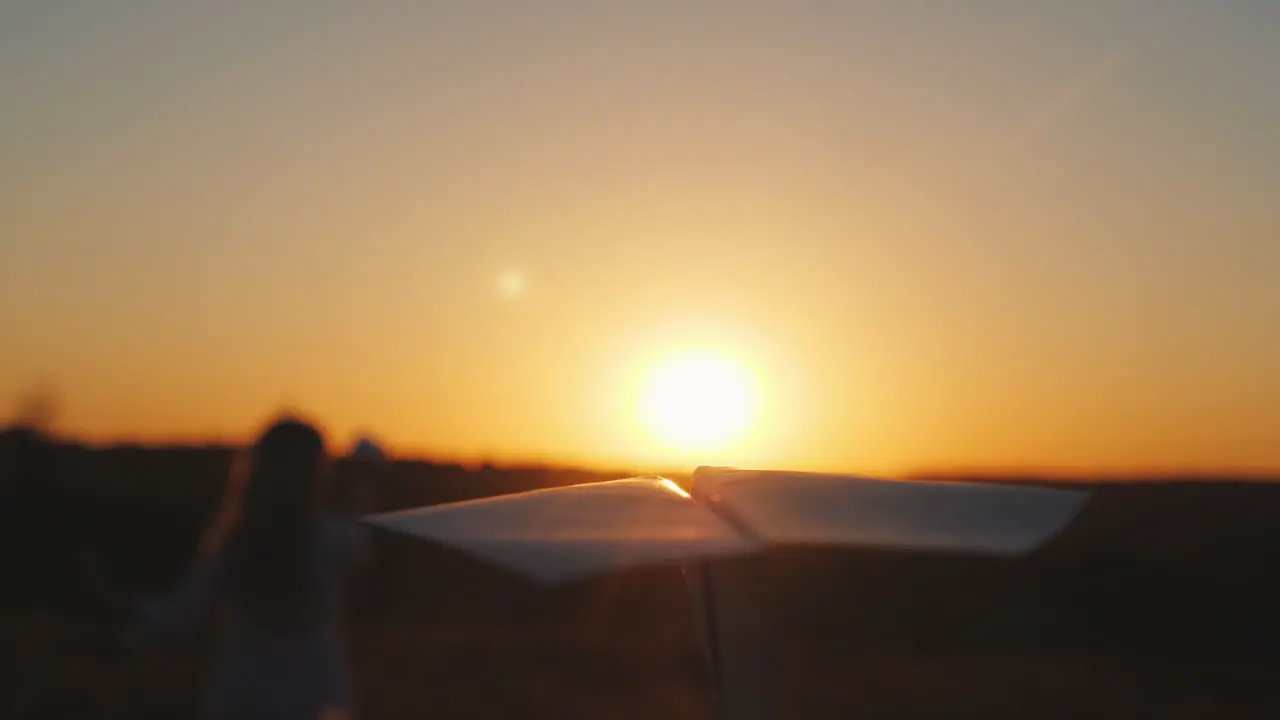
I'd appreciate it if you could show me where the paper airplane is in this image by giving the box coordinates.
[362,466,1089,720]
[362,466,1087,584]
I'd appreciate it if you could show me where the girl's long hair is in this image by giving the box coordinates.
[203,417,326,629]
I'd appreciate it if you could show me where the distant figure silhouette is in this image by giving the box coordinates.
[123,417,371,720]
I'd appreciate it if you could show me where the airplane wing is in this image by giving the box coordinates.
[362,469,1089,584]
[691,466,1088,557]
[361,476,759,584]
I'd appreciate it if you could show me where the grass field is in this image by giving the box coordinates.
[6,434,1280,718]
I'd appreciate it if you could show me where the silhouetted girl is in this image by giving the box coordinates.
[124,417,370,720]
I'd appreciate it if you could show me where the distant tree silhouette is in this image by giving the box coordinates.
[7,381,60,435]
[0,411,101,612]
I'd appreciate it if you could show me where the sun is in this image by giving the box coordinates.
[638,350,761,454]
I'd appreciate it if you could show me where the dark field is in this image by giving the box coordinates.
[6,432,1280,718]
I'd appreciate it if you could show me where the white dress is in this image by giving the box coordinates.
[136,515,370,719]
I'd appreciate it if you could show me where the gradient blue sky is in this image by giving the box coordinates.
[3,1,1277,474]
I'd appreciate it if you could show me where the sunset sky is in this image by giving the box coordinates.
[3,1,1277,476]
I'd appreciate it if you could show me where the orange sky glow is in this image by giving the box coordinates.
[3,2,1277,476]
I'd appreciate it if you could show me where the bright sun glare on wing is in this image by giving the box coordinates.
[638,351,760,453]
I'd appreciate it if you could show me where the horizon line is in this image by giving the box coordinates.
[7,424,1278,483]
